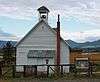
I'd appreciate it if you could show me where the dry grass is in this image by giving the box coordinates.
[0,79,100,82]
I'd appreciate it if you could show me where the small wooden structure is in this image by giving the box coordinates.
[16,6,70,73]
[70,49,100,64]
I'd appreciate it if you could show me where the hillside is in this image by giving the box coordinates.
[66,39,100,49]
[0,40,100,51]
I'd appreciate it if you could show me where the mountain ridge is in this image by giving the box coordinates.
[66,39,100,49]
[0,40,100,50]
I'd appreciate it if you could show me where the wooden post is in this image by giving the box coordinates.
[61,65,63,76]
[73,64,77,76]
[88,62,92,77]
[12,65,15,78]
[56,14,61,76]
[23,65,26,77]
[47,65,49,77]
[90,64,92,76]
[34,65,37,77]
[0,65,2,78]
[56,14,60,66]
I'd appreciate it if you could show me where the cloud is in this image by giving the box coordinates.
[61,29,100,43]
[0,29,19,41]
[0,0,100,42]
[0,3,34,20]
[0,0,100,23]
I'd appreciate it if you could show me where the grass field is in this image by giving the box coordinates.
[0,79,100,82]
[1,64,100,82]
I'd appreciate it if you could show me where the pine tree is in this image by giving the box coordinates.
[2,41,15,63]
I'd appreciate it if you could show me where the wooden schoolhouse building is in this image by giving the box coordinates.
[16,6,70,73]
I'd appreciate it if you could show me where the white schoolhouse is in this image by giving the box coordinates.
[16,6,70,73]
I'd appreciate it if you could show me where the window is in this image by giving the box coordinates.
[42,26,44,30]
[27,50,55,58]
[75,58,89,69]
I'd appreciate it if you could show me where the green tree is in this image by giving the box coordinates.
[2,41,15,63]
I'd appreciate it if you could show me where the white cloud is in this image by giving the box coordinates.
[0,29,19,41]
[0,3,35,20]
[0,0,100,23]
[0,0,100,42]
[61,29,100,43]
[0,0,99,28]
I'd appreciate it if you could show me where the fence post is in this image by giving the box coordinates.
[88,62,92,77]
[90,63,93,76]
[34,65,37,77]
[47,65,49,77]
[12,65,15,78]
[23,65,26,77]
[61,65,63,76]
[73,64,77,76]
[0,65,2,78]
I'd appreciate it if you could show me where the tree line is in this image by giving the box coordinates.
[2,41,16,65]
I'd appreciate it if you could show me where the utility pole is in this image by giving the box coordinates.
[56,14,61,76]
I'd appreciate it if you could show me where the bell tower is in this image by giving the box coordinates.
[37,6,49,23]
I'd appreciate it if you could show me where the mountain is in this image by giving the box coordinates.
[66,40,79,48]
[79,40,100,48]
[0,39,100,51]
[66,39,100,49]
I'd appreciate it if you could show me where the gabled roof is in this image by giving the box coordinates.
[16,20,70,47]
[37,6,49,12]
[16,20,44,47]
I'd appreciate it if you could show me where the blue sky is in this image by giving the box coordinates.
[0,0,100,42]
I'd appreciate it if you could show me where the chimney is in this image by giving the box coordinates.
[56,14,60,65]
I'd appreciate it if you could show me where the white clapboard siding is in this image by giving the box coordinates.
[60,40,69,64]
[60,40,70,72]
[18,22,56,48]
[16,21,70,73]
